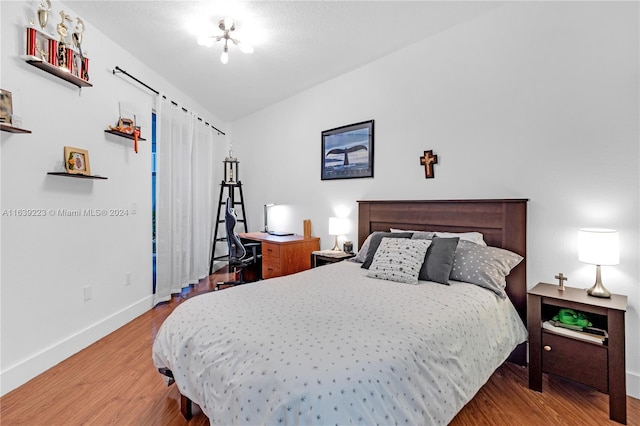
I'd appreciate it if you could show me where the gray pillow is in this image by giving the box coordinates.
[418,237,459,284]
[352,231,383,263]
[366,238,431,284]
[361,232,413,269]
[450,240,523,298]
[411,231,435,240]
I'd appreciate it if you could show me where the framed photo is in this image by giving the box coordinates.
[0,89,13,124]
[64,146,91,175]
[321,120,374,180]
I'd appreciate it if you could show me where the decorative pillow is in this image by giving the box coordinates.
[361,232,413,269]
[450,240,523,298]
[434,231,487,246]
[352,231,382,263]
[418,237,459,284]
[366,238,432,284]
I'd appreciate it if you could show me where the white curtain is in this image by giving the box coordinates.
[154,96,217,305]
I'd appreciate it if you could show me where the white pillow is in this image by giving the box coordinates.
[391,229,485,246]
[434,231,486,246]
[366,238,431,284]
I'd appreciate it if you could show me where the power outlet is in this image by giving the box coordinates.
[125,272,132,286]
[83,286,91,301]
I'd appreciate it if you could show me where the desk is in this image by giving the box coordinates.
[240,232,320,279]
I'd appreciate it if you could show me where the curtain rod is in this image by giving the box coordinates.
[112,65,226,136]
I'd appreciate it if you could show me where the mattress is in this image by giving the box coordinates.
[152,260,527,425]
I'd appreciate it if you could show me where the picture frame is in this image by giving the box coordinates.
[64,146,91,175]
[0,89,13,124]
[321,120,374,180]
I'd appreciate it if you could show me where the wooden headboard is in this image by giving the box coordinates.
[358,199,528,365]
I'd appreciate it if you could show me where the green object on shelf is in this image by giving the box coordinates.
[552,308,592,327]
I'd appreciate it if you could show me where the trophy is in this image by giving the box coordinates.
[37,0,51,30]
[72,18,88,80]
[56,11,71,68]
[72,18,84,48]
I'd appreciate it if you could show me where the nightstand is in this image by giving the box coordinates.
[311,251,355,268]
[528,282,628,424]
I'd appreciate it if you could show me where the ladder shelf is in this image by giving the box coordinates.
[209,181,248,274]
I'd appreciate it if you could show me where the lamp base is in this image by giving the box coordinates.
[587,282,612,298]
[586,265,612,298]
[332,236,341,251]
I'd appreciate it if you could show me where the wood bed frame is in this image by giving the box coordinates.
[358,199,528,366]
[175,198,529,419]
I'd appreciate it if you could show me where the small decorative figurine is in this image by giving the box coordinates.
[56,10,70,41]
[36,40,47,61]
[109,118,135,134]
[108,116,141,153]
[555,272,568,291]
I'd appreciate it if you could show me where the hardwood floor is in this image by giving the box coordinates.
[1,271,638,425]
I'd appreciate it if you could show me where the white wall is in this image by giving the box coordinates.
[230,2,639,397]
[0,1,226,395]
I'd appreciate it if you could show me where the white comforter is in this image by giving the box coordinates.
[153,261,527,425]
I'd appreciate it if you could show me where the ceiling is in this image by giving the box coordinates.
[63,1,502,123]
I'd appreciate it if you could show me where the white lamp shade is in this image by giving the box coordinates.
[328,217,349,236]
[578,228,619,266]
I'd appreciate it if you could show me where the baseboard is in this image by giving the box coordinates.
[628,370,640,400]
[0,296,153,396]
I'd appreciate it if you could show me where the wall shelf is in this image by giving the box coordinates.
[25,57,92,88]
[47,172,107,180]
[1,123,32,134]
[104,129,146,141]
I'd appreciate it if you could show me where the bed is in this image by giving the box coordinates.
[153,199,529,425]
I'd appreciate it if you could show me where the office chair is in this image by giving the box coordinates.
[216,197,261,289]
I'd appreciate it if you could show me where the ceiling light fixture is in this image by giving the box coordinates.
[197,17,253,64]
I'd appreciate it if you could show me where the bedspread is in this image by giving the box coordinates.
[152,261,527,425]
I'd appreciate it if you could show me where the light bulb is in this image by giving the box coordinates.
[220,51,229,64]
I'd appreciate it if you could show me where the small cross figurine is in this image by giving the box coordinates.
[555,272,568,291]
[420,150,438,178]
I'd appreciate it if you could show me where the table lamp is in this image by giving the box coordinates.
[328,217,349,251]
[263,203,275,233]
[578,228,619,298]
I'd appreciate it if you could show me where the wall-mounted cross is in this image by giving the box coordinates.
[555,272,568,291]
[420,150,438,178]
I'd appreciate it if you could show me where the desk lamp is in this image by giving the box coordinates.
[328,217,349,251]
[578,228,619,298]
[263,203,275,233]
